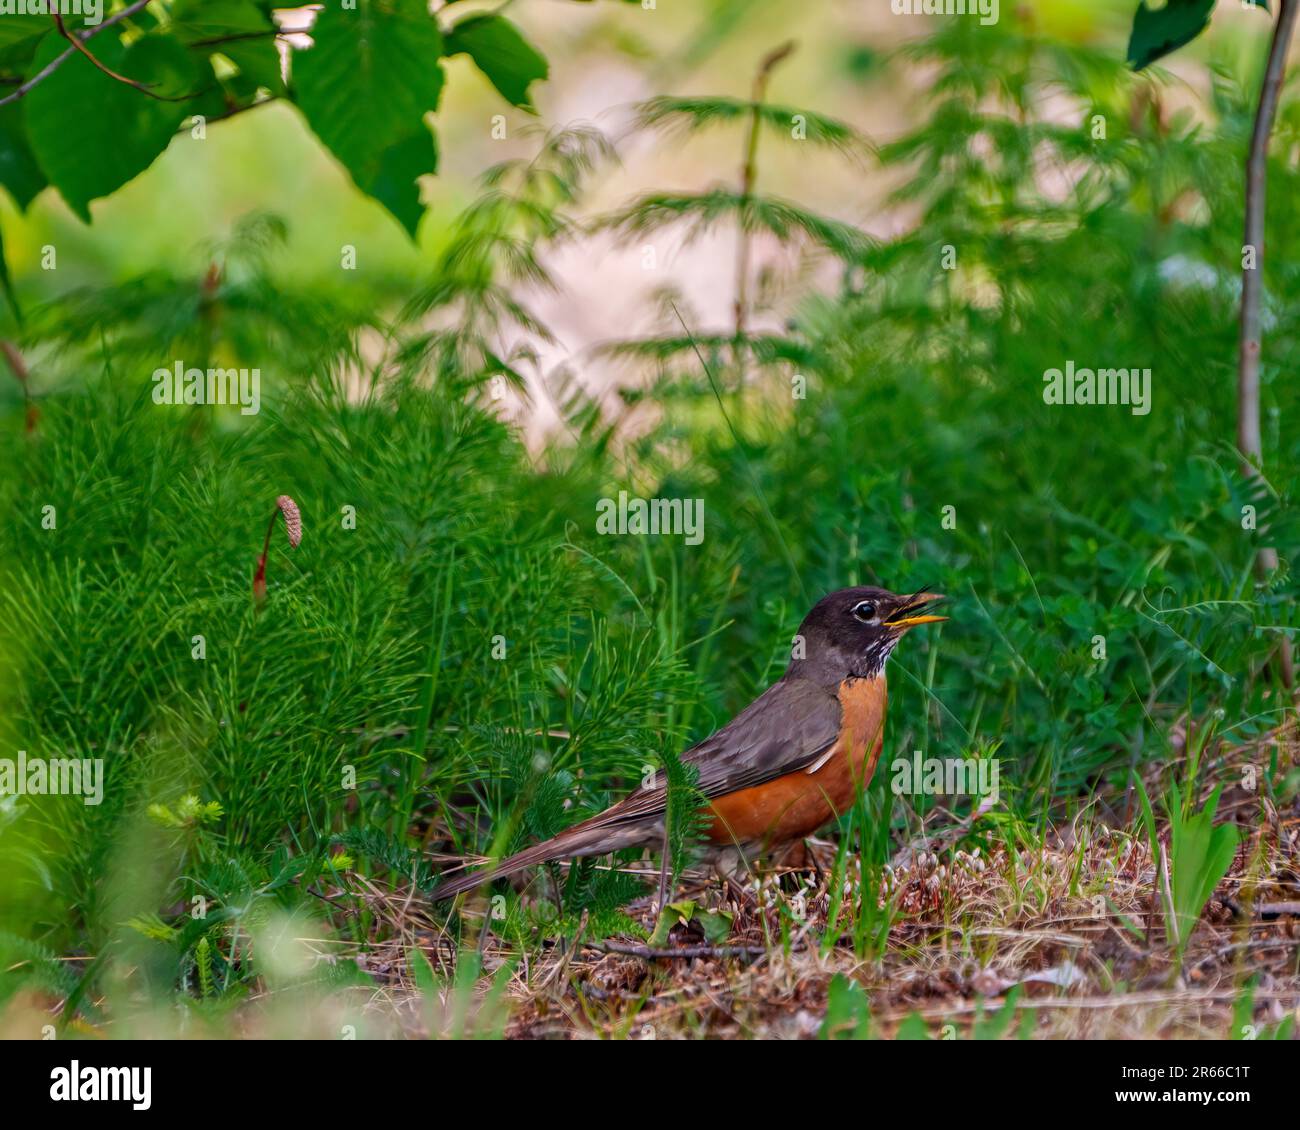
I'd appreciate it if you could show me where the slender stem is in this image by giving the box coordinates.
[53,12,204,102]
[172,97,272,137]
[657,818,671,915]
[261,507,278,562]
[252,507,278,605]
[1,340,33,432]
[732,42,796,377]
[1237,0,1297,691]
[732,97,762,349]
[191,28,312,47]
[0,0,152,110]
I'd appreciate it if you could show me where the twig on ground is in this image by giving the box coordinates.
[587,940,772,960]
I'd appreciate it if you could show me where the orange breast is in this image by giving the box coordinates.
[703,676,887,847]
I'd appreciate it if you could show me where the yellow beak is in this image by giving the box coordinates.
[886,592,948,628]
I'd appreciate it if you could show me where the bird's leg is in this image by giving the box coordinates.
[724,875,750,909]
[708,846,751,909]
[805,838,824,888]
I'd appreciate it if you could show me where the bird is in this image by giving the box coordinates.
[432,585,946,901]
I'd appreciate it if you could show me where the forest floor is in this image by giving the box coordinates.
[345,751,1300,1040]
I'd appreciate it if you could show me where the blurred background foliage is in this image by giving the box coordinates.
[0,1,1295,1031]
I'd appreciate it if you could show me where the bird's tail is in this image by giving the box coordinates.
[431,815,649,901]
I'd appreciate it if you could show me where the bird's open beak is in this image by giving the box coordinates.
[886,592,948,628]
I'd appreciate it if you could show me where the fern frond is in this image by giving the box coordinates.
[636,96,873,159]
[600,189,874,261]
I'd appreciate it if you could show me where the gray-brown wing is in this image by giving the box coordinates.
[593,677,843,830]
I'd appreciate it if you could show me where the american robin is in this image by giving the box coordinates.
[432,586,946,900]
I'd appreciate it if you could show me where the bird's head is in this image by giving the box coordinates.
[789,585,946,685]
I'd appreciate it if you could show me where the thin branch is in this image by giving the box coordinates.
[53,13,203,102]
[171,97,272,136]
[53,13,161,100]
[0,0,152,110]
[1238,0,1297,690]
[191,27,313,48]
[70,0,153,41]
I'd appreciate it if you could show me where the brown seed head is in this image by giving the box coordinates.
[276,495,302,549]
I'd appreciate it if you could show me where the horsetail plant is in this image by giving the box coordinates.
[253,495,302,608]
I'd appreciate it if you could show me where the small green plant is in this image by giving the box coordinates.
[970,986,1034,1041]
[598,42,871,403]
[1136,778,1239,964]
[1231,976,1297,1040]
[411,947,514,1040]
[647,899,733,948]
[819,973,872,1040]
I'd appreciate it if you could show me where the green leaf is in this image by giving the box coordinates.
[24,33,198,221]
[136,36,205,101]
[293,0,444,235]
[820,973,872,1040]
[647,899,694,946]
[1169,785,1238,957]
[171,0,275,41]
[1127,0,1217,71]
[445,14,548,111]
[125,913,180,943]
[363,127,438,238]
[0,14,48,53]
[645,899,731,947]
[170,0,285,95]
[0,103,46,210]
[219,40,286,96]
[1134,774,1158,863]
[696,907,734,944]
[179,56,237,126]
[410,946,437,1000]
[972,984,1023,1040]
[896,1011,929,1040]
[0,22,48,74]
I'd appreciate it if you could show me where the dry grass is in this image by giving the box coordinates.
[328,783,1300,1040]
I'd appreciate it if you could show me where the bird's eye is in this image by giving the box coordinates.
[852,600,877,622]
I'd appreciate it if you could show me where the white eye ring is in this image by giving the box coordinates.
[852,600,877,622]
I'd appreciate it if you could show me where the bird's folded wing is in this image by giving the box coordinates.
[594,677,843,830]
